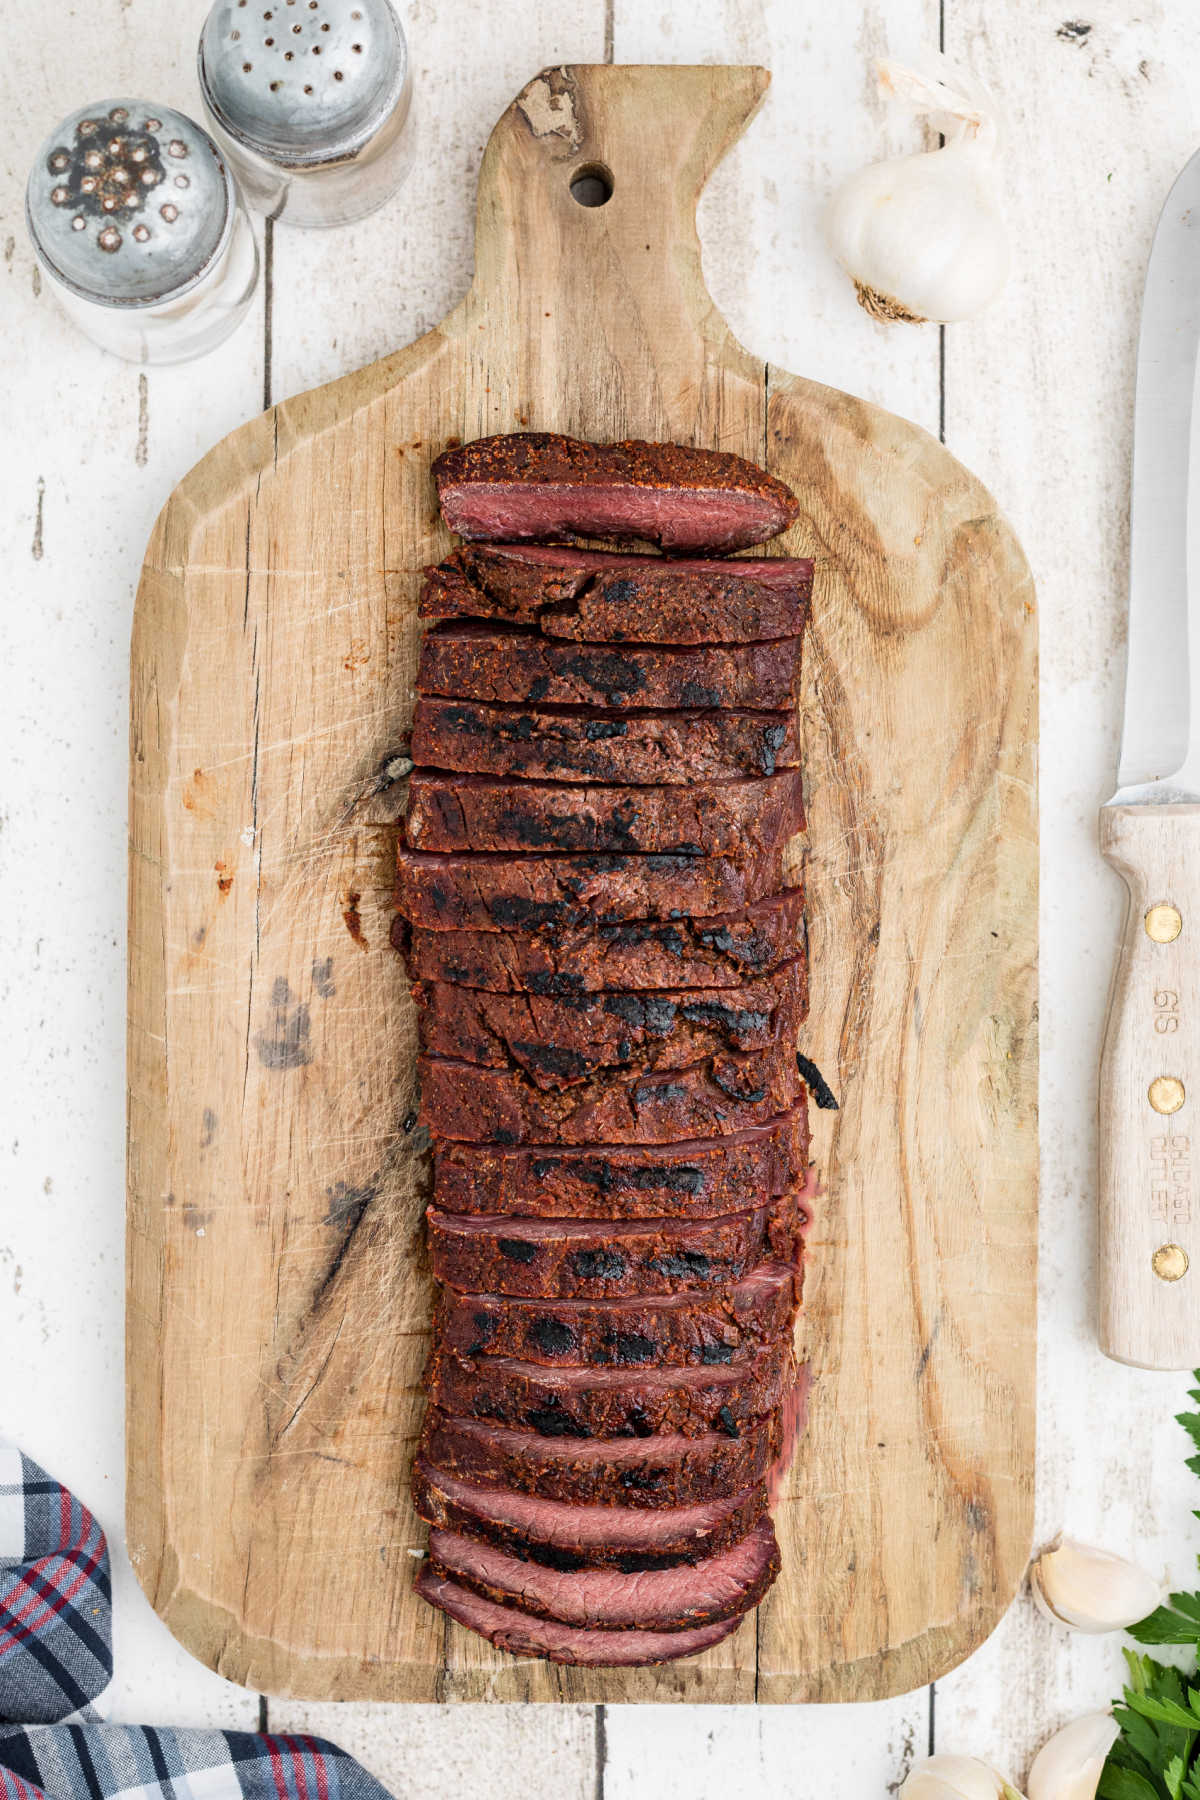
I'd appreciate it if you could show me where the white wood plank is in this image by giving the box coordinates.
[933,0,1200,1779]
[0,0,264,1730]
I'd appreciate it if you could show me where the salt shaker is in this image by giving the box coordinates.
[198,0,414,229]
[26,101,259,365]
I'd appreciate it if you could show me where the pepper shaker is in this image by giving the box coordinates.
[198,0,414,229]
[26,101,259,366]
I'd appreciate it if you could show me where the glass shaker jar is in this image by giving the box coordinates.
[26,101,259,366]
[198,0,414,229]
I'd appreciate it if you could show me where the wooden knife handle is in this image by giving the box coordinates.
[1099,802,1200,1367]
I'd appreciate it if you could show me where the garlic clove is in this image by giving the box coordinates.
[1025,1714,1119,1800]
[1029,1535,1163,1634]
[825,51,1011,325]
[899,1754,1026,1800]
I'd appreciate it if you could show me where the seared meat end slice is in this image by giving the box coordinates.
[417,622,805,711]
[403,768,805,857]
[431,434,800,554]
[421,545,811,642]
[410,699,799,785]
[426,1514,780,1631]
[415,1568,742,1666]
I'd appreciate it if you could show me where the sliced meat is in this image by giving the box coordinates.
[420,545,811,643]
[419,1043,803,1145]
[431,434,800,554]
[411,961,807,1086]
[403,769,805,857]
[417,621,805,711]
[403,890,806,994]
[395,847,801,932]
[411,1458,767,1570]
[431,1108,809,1217]
[434,1258,801,1369]
[410,699,799,785]
[419,1408,780,1505]
[427,1196,805,1299]
[426,1514,780,1631]
[424,1337,798,1439]
[415,1567,741,1666]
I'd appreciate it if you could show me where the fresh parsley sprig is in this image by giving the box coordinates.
[1098,1380,1200,1800]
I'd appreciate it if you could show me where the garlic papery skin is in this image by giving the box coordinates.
[1029,1534,1163,1634]
[1025,1714,1120,1800]
[826,53,1010,324]
[899,1755,1026,1800]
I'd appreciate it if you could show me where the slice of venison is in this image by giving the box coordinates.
[420,545,811,643]
[411,1458,768,1570]
[403,769,805,857]
[410,698,799,785]
[427,1196,805,1300]
[411,960,808,1086]
[433,1258,801,1369]
[395,847,801,933]
[431,434,800,554]
[403,890,806,994]
[414,1568,741,1666]
[423,1337,799,1438]
[431,1107,809,1218]
[426,1515,780,1632]
[417,622,805,711]
[418,1408,780,1504]
[418,1045,804,1145]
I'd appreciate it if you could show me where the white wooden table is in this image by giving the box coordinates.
[3,1,1200,1791]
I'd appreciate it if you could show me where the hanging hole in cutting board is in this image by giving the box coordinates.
[570,163,613,207]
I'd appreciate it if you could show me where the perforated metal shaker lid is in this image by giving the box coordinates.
[199,0,407,168]
[26,101,233,307]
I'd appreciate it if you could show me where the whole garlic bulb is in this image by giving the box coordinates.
[900,1755,1025,1800]
[826,52,1010,323]
[1025,1714,1120,1800]
[1029,1535,1163,1634]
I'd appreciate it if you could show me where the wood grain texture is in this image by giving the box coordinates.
[1099,804,1200,1368]
[126,61,1038,1703]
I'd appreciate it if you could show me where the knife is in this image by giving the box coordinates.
[1100,147,1200,1368]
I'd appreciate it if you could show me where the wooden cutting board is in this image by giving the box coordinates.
[126,62,1037,1704]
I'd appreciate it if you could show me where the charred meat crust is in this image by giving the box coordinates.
[417,1044,805,1146]
[425,1514,780,1631]
[414,1568,742,1666]
[430,1106,810,1218]
[395,847,803,933]
[403,890,807,995]
[411,1458,769,1570]
[420,544,812,643]
[431,434,800,554]
[419,1408,780,1505]
[416,622,805,712]
[426,1193,806,1300]
[411,959,808,1087]
[403,768,806,857]
[410,698,799,785]
[422,1337,798,1439]
[433,1259,802,1370]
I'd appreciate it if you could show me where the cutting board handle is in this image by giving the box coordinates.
[462,64,770,378]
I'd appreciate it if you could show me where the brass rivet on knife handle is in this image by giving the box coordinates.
[1146,902,1184,942]
[1153,1243,1190,1282]
[1149,1075,1186,1115]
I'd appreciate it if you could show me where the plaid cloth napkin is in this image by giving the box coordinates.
[0,1443,394,1800]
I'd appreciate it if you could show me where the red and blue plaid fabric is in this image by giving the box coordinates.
[0,1442,112,1724]
[0,1447,395,1800]
[0,1727,395,1800]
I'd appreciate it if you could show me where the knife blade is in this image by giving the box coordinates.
[1100,145,1200,1368]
